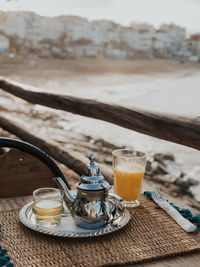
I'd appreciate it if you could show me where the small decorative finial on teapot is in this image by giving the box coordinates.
[86,153,100,176]
[89,152,95,163]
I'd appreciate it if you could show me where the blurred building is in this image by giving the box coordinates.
[0,11,199,62]
[153,24,185,58]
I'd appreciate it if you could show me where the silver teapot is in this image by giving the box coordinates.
[54,153,124,229]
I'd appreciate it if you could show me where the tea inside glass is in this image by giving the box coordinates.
[112,149,146,207]
[33,187,64,227]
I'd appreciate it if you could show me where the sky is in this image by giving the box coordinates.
[0,0,200,33]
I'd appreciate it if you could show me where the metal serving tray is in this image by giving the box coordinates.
[19,201,130,238]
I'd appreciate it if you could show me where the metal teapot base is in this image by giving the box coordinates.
[75,218,107,229]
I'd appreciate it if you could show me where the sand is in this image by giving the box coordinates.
[0,56,200,180]
[0,55,199,82]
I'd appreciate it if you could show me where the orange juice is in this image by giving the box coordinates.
[113,163,144,201]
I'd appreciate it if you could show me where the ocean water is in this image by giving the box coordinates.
[3,68,199,181]
[30,70,200,181]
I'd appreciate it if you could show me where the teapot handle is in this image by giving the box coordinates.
[107,193,125,225]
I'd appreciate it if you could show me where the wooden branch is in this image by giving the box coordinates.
[0,77,200,150]
[0,116,113,184]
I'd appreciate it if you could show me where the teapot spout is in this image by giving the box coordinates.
[53,177,75,209]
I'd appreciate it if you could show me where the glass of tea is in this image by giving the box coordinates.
[33,187,64,227]
[112,149,146,207]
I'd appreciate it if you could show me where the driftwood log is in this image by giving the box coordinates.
[0,116,113,184]
[0,78,199,150]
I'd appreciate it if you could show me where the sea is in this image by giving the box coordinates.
[32,69,200,182]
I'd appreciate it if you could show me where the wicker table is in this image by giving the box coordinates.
[0,192,199,267]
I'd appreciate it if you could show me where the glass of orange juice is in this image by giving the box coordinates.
[112,149,146,207]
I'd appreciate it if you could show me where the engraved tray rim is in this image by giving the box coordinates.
[19,201,131,238]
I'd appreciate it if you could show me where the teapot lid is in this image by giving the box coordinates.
[77,153,110,191]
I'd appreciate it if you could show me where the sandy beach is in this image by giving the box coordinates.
[0,57,200,186]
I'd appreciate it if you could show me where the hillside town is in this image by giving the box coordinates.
[0,11,200,61]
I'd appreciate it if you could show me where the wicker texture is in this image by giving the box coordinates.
[0,195,200,267]
[0,195,32,211]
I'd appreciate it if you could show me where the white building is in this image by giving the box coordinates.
[0,11,199,61]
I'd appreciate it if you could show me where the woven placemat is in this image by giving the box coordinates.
[0,195,200,267]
